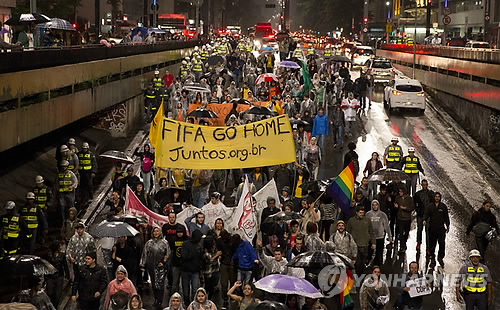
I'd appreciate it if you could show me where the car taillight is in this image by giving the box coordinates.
[390,68,395,72]
[353,54,358,58]
[416,92,425,97]
[392,90,403,95]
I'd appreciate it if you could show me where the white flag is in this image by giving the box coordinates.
[254,179,281,227]
[229,176,257,242]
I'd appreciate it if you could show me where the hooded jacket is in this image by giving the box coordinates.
[163,292,185,310]
[104,265,137,310]
[140,231,171,269]
[366,200,392,240]
[186,288,217,310]
[71,260,108,302]
[181,230,203,272]
[232,239,258,270]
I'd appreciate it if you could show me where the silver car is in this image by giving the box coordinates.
[364,58,395,85]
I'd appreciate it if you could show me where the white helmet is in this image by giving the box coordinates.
[182,60,187,65]
[391,137,399,142]
[68,138,76,145]
[35,175,44,184]
[194,46,199,51]
[185,57,190,61]
[5,201,15,210]
[26,192,35,200]
[60,145,69,152]
[154,70,160,75]
[82,142,90,149]
[408,147,415,152]
[196,55,201,60]
[469,249,481,258]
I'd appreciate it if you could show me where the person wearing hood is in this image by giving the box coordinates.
[140,227,170,307]
[134,144,155,194]
[311,107,329,152]
[128,294,145,310]
[186,288,217,310]
[104,265,137,310]
[170,225,188,299]
[366,200,392,266]
[164,293,184,310]
[181,230,203,306]
[256,239,288,276]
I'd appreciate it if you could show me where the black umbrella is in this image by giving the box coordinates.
[246,301,287,310]
[287,251,349,270]
[1,255,56,276]
[207,55,224,66]
[367,168,410,182]
[331,55,351,63]
[91,221,139,238]
[5,13,50,25]
[110,214,148,227]
[100,150,134,164]
[245,105,273,116]
[290,119,309,126]
[230,98,251,105]
[154,187,188,207]
[264,211,303,223]
[183,83,211,93]
[188,108,219,119]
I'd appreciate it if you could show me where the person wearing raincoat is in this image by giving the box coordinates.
[186,288,217,310]
[104,265,137,310]
[163,292,185,310]
[359,266,390,310]
[140,227,171,307]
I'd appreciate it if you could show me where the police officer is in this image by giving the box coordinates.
[456,249,492,310]
[324,47,332,58]
[78,142,97,206]
[384,137,403,169]
[403,147,425,196]
[179,60,189,80]
[33,175,53,215]
[307,44,315,57]
[293,48,304,59]
[158,86,170,109]
[57,160,79,223]
[21,192,47,254]
[200,46,208,61]
[68,138,78,153]
[144,82,157,122]
[59,145,79,175]
[192,55,204,82]
[152,69,164,91]
[1,201,30,256]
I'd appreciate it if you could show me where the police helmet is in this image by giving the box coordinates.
[26,192,35,200]
[5,201,15,210]
[182,60,187,65]
[408,147,415,152]
[82,142,90,149]
[154,70,160,75]
[60,145,69,152]
[391,137,399,142]
[35,175,44,184]
[469,249,481,258]
[68,138,76,145]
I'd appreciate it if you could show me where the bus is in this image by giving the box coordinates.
[158,14,187,37]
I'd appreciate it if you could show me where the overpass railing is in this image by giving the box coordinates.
[380,43,500,65]
[0,40,199,74]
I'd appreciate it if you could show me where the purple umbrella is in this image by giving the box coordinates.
[278,60,301,69]
[254,274,323,298]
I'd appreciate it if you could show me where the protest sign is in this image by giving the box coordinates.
[188,102,279,126]
[201,202,235,228]
[406,278,432,298]
[149,115,295,169]
[254,179,281,226]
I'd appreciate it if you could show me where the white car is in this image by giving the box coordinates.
[384,78,426,112]
[351,46,375,66]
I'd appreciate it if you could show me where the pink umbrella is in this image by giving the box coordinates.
[256,73,278,84]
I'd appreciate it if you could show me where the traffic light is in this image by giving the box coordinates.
[363,17,368,23]
[123,15,128,21]
[72,23,77,29]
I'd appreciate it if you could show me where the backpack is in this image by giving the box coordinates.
[142,155,152,172]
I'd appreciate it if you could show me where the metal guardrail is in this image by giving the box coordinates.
[380,43,500,64]
[0,40,199,74]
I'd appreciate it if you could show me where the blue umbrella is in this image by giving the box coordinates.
[259,46,274,52]
[278,60,301,69]
[131,27,147,38]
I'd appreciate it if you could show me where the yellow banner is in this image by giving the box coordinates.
[149,115,296,169]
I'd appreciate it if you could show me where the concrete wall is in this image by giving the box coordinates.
[0,47,192,152]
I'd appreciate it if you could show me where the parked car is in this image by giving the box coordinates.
[384,77,426,112]
[465,41,490,49]
[362,58,395,85]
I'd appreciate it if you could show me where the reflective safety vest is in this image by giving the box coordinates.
[180,67,188,78]
[58,172,74,192]
[465,266,487,293]
[200,50,207,60]
[2,215,20,239]
[78,152,92,171]
[324,49,332,57]
[397,38,403,44]
[403,156,420,174]
[294,49,303,58]
[387,145,402,162]
[335,49,342,55]
[406,38,414,44]
[21,206,38,229]
[193,61,203,72]
[153,77,162,89]
[246,45,252,52]
[65,156,76,171]
[219,45,228,55]
[239,45,246,52]
[33,187,48,209]
[307,48,315,55]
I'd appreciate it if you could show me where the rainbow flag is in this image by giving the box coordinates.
[326,162,355,216]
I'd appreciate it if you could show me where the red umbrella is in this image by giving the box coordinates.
[256,73,278,84]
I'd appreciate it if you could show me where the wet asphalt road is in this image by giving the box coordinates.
[318,68,500,310]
